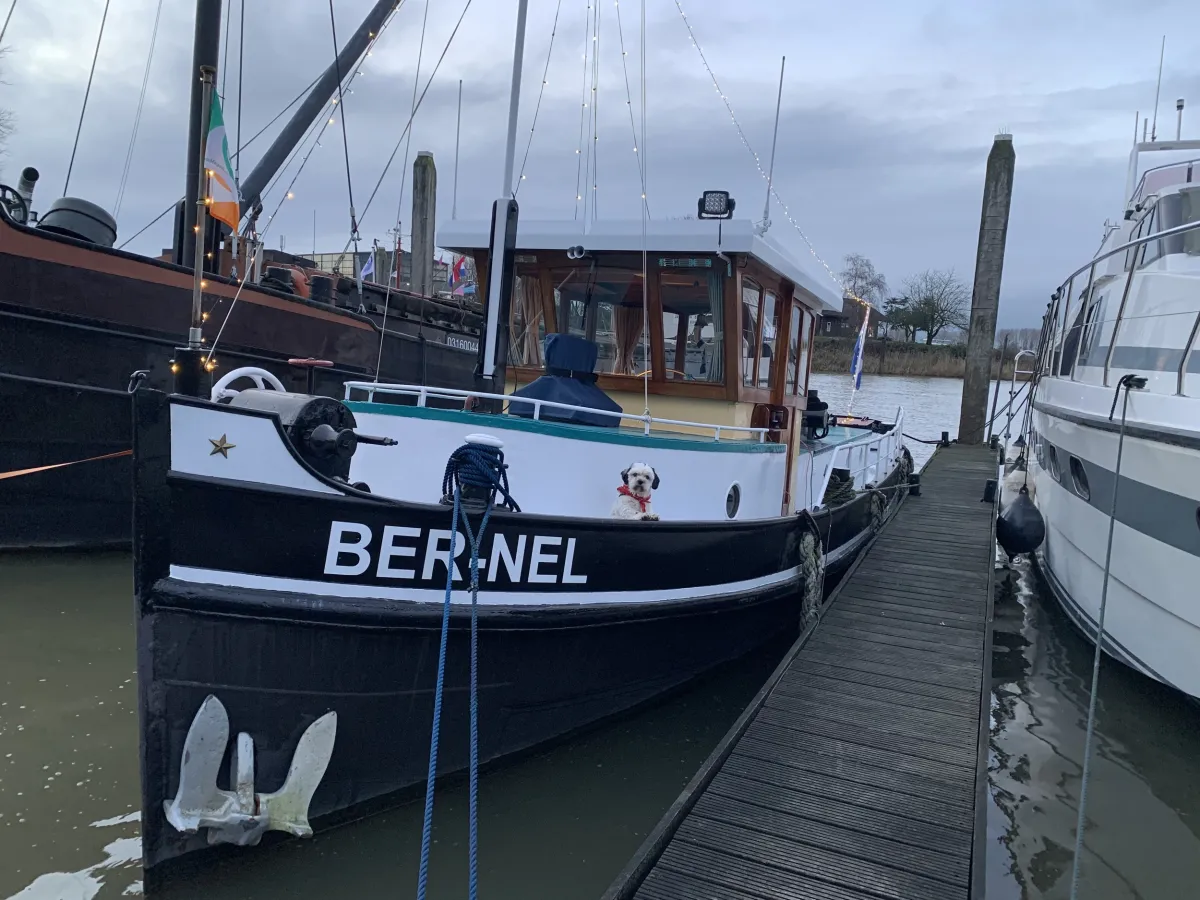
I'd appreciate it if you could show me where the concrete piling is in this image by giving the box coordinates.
[410,151,437,298]
[959,133,1015,444]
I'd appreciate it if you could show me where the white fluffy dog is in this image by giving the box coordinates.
[612,462,660,521]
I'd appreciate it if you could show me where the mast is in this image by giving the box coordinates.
[174,0,223,269]
[476,0,529,401]
[238,0,398,218]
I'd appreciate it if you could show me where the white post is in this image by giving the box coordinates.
[761,56,786,233]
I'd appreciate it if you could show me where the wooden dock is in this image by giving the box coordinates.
[603,444,999,900]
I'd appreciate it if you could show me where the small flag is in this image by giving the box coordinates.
[360,252,375,282]
[203,94,240,233]
[850,307,870,391]
[449,254,470,287]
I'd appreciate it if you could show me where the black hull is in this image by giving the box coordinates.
[0,213,479,550]
[139,577,804,879]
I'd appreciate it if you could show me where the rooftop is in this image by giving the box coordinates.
[436,217,842,312]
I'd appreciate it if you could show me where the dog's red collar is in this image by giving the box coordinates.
[617,484,650,513]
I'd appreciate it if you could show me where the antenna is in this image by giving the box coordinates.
[1177,98,1185,141]
[1133,110,1139,143]
[1151,35,1165,141]
[1143,117,1148,142]
[760,55,786,235]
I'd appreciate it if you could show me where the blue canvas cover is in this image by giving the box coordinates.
[508,334,623,428]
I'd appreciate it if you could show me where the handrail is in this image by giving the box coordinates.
[1129,157,1200,206]
[1055,218,1200,292]
[1178,310,1200,396]
[342,381,771,442]
[1046,218,1200,386]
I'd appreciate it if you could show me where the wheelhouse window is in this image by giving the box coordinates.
[757,290,780,389]
[509,274,548,367]
[660,261,725,383]
[741,278,762,387]
[551,265,648,375]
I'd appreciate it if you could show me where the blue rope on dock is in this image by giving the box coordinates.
[417,440,517,900]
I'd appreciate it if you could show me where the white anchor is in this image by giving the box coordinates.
[163,695,337,847]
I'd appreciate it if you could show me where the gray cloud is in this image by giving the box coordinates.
[2,0,1198,328]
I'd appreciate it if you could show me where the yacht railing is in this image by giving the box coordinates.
[1129,157,1200,207]
[342,381,771,442]
[1042,217,1200,391]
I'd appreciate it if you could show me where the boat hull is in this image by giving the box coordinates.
[132,389,907,880]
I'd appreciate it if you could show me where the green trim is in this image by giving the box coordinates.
[345,401,785,453]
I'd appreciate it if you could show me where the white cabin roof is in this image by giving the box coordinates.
[436,217,842,312]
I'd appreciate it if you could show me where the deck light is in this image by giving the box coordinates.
[697,191,735,220]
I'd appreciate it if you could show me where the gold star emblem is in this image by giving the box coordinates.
[208,434,235,458]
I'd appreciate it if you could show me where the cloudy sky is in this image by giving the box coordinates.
[2,0,1198,327]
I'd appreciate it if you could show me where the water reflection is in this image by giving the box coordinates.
[988,557,1200,899]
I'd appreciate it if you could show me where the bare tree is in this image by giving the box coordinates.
[902,269,970,345]
[838,253,888,306]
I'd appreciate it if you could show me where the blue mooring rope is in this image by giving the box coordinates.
[417,441,516,900]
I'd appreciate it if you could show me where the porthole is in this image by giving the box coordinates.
[1069,457,1090,501]
[726,483,741,519]
[1046,445,1061,482]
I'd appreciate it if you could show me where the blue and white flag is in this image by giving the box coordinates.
[359,252,375,282]
[850,307,870,390]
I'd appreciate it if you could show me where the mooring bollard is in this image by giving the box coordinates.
[982,478,997,504]
[940,431,950,447]
[909,472,922,496]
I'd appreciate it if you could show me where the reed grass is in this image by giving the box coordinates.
[811,337,1028,380]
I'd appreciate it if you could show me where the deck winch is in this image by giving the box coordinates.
[228,389,395,482]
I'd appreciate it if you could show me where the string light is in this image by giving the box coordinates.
[673,0,868,306]
[573,0,592,220]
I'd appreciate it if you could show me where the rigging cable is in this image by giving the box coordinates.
[589,0,601,223]
[612,0,648,217]
[513,0,564,197]
[572,0,592,219]
[115,71,327,251]
[1068,374,1144,900]
[337,0,474,258]
[235,0,245,187]
[672,0,863,304]
[63,0,111,197]
[114,0,165,222]
[219,0,232,99]
[327,0,362,292]
[205,19,398,361]
[0,0,17,48]
[376,0,434,376]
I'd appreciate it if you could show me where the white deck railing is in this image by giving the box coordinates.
[342,381,771,442]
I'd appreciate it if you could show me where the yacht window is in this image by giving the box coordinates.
[1140,205,1162,266]
[1046,444,1061,481]
[1156,191,1200,256]
[660,265,725,383]
[551,266,648,375]
[1069,457,1090,501]
[741,278,762,387]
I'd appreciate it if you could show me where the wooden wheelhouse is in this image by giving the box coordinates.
[438,217,842,512]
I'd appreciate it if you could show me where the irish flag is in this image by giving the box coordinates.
[204,94,240,233]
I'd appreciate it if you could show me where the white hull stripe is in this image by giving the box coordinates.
[167,565,803,607]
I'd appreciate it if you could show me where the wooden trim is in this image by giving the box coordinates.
[771,281,795,403]
[538,267,557,335]
[509,365,728,400]
[647,257,665,382]
[721,263,740,401]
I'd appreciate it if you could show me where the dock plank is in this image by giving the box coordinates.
[605,444,997,900]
